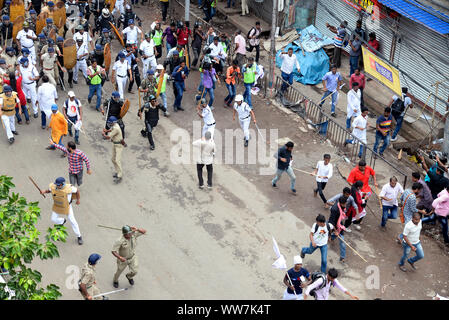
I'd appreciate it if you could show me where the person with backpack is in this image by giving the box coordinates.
[312,154,333,204]
[282,256,311,300]
[63,91,83,145]
[300,214,334,273]
[303,268,359,300]
[325,21,348,68]
[247,22,261,63]
[389,87,412,141]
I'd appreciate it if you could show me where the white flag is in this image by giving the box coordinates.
[272,255,287,270]
[272,236,281,259]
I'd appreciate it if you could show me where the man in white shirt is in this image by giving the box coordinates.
[390,87,413,141]
[37,75,58,129]
[73,25,93,50]
[122,20,143,47]
[312,154,333,203]
[192,130,216,189]
[233,94,256,147]
[15,21,37,64]
[111,52,132,99]
[344,107,368,158]
[19,57,40,118]
[346,82,361,129]
[379,176,404,228]
[398,212,423,272]
[300,214,334,273]
[278,47,300,94]
[139,33,157,76]
[73,37,89,84]
[197,98,215,140]
[208,36,227,74]
[63,91,83,145]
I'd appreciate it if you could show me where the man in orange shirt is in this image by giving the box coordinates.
[347,160,378,198]
[46,104,68,157]
[224,59,240,107]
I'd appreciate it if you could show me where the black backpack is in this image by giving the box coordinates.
[391,97,405,115]
[309,272,327,297]
[247,27,256,39]
[313,222,331,235]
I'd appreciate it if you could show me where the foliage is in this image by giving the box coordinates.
[0,175,67,300]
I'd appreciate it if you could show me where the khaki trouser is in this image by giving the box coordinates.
[43,68,57,86]
[112,144,124,178]
[80,285,102,300]
[113,255,138,282]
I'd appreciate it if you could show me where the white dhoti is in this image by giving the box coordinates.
[51,206,81,237]
[22,81,38,114]
[202,122,215,140]
[282,289,304,300]
[1,114,15,139]
[74,59,88,82]
[116,75,128,99]
[239,116,251,140]
[241,0,249,15]
[142,56,157,76]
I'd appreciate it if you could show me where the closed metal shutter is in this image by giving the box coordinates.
[315,0,394,60]
[393,18,449,115]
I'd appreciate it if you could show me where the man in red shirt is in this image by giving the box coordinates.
[350,68,365,106]
[347,160,378,198]
[176,21,191,48]
[367,32,380,53]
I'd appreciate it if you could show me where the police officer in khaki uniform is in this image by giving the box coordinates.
[79,253,108,300]
[111,225,146,288]
[102,116,127,183]
[0,47,17,74]
[40,47,65,87]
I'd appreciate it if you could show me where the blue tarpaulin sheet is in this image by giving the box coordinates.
[276,25,331,85]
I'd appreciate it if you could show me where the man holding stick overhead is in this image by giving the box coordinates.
[40,177,83,245]
[112,225,146,288]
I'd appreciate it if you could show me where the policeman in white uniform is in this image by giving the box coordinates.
[197,98,216,140]
[112,52,132,99]
[19,57,39,118]
[73,25,93,50]
[233,94,257,147]
[73,37,89,84]
[122,20,143,46]
[16,21,37,64]
[0,85,20,144]
[41,177,83,245]
[17,47,36,66]
[139,33,157,76]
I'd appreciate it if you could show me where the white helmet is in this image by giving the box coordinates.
[156,64,164,70]
[102,8,110,17]
[68,91,75,97]
[235,94,243,102]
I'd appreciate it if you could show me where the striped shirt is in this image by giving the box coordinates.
[54,144,91,174]
[376,115,392,134]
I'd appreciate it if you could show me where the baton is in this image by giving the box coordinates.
[97,225,148,235]
[28,176,46,198]
[318,83,345,105]
[67,117,87,136]
[254,122,266,143]
[337,234,368,263]
[92,288,128,299]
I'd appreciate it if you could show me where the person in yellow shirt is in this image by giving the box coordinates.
[46,104,68,157]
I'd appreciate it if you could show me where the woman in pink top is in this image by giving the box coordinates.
[350,68,365,106]
[423,186,449,243]
[4,72,29,124]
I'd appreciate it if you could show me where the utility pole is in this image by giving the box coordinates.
[185,0,190,24]
[268,0,278,96]
[444,98,449,155]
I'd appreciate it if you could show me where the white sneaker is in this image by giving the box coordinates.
[391,137,398,142]
[345,228,352,233]
[355,225,361,230]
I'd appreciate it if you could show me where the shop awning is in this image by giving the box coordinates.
[378,0,449,34]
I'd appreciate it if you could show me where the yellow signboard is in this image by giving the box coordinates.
[362,46,402,95]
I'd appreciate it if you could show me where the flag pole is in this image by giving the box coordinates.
[285,271,299,298]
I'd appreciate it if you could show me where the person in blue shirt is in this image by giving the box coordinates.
[282,256,311,300]
[319,65,342,117]
[172,60,189,111]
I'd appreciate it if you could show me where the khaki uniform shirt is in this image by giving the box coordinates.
[0,54,17,74]
[109,123,123,143]
[79,263,96,288]
[112,231,144,259]
[40,44,61,56]
[41,53,57,69]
